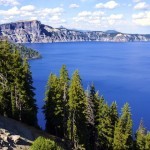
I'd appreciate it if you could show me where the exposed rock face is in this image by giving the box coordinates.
[0,20,150,43]
[0,115,69,150]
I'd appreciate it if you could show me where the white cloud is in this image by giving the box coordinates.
[30,16,37,20]
[73,11,104,23]
[69,4,79,9]
[73,11,124,28]
[102,14,124,25]
[132,11,150,26]
[78,11,91,17]
[133,0,141,3]
[132,12,145,19]
[20,5,35,11]
[0,6,65,27]
[0,7,20,16]
[134,2,149,10]
[41,7,64,16]
[109,14,123,20]
[95,1,119,9]
[0,0,19,6]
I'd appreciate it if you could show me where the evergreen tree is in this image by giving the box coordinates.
[85,84,100,150]
[135,119,147,150]
[145,132,150,149]
[59,65,69,138]
[85,86,95,150]
[113,103,133,150]
[21,59,38,126]
[67,70,87,149]
[96,97,114,150]
[43,74,62,136]
[43,65,69,138]
[0,41,38,126]
[0,41,12,117]
[109,102,118,144]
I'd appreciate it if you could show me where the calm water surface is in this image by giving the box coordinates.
[26,42,150,130]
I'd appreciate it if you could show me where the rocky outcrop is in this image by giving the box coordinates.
[0,20,150,43]
[0,116,68,150]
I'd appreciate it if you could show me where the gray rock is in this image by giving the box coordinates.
[0,134,8,143]
[10,135,20,144]
[0,20,150,43]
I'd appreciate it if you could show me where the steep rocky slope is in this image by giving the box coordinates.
[0,20,150,43]
[0,116,68,150]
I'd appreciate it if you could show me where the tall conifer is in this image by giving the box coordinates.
[113,103,133,150]
[67,70,87,149]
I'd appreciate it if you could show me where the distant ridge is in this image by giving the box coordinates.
[105,30,119,34]
[0,20,150,43]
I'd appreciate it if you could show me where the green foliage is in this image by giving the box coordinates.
[145,132,150,149]
[43,74,62,135]
[30,136,63,150]
[44,66,150,150]
[43,65,69,138]
[113,103,133,150]
[135,119,147,150]
[96,97,116,149]
[67,70,87,148]
[9,42,41,59]
[2,41,150,150]
[0,41,37,126]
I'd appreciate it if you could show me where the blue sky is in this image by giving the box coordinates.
[0,0,150,34]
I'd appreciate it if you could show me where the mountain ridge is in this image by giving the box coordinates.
[0,20,150,43]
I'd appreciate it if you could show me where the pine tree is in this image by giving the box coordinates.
[96,97,114,150]
[135,119,147,150]
[11,49,24,120]
[0,41,38,126]
[85,86,94,150]
[85,84,100,150]
[113,103,133,150]
[21,59,38,126]
[43,74,62,136]
[0,41,12,117]
[109,102,118,144]
[67,70,87,149]
[43,65,69,138]
[59,65,69,138]
[145,132,150,149]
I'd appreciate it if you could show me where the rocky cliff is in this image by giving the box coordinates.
[0,20,150,43]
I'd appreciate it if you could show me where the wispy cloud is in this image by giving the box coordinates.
[69,4,79,9]
[0,6,65,26]
[20,5,35,11]
[132,11,150,26]
[134,2,149,10]
[0,0,19,6]
[95,1,119,9]
[133,0,141,3]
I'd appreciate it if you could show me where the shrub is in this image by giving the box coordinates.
[30,136,62,150]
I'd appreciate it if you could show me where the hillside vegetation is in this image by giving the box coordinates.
[0,41,150,150]
[43,65,150,150]
[0,38,41,59]
[9,42,41,59]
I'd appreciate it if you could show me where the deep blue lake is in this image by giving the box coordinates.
[26,42,150,131]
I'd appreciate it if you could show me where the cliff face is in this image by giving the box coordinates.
[0,20,150,43]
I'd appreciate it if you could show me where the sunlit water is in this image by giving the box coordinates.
[26,42,150,131]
